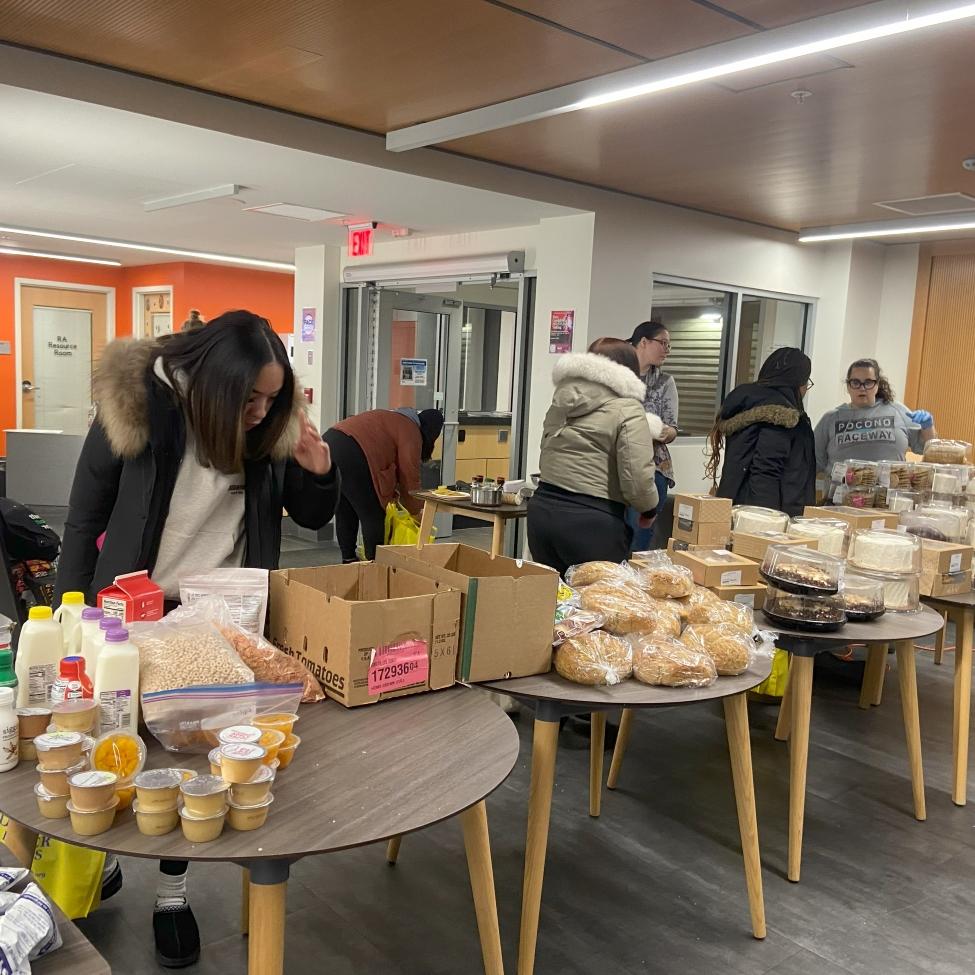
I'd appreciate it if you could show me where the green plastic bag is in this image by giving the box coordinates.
[0,816,105,919]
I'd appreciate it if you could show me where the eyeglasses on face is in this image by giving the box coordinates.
[847,378,878,390]
[650,337,672,352]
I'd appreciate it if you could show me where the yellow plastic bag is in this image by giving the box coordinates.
[752,648,790,699]
[384,502,434,546]
[0,816,105,919]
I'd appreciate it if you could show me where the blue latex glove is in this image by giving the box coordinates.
[907,409,934,429]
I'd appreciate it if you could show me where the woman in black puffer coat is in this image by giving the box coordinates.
[706,347,816,516]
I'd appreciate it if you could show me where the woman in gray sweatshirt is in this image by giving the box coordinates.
[813,358,936,475]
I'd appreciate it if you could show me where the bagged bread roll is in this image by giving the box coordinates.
[637,562,695,599]
[705,600,754,633]
[579,584,677,636]
[628,634,717,688]
[680,624,752,676]
[553,608,605,647]
[674,586,722,624]
[555,630,633,685]
[565,561,627,588]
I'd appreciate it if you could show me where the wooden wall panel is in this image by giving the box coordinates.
[912,253,975,444]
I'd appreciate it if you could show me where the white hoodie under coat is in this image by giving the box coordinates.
[538,353,663,514]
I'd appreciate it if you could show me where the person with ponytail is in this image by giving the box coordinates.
[813,358,936,474]
[707,347,816,516]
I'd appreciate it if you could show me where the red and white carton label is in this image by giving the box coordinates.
[368,639,429,695]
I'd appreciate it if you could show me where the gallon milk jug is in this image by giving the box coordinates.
[50,655,94,705]
[78,607,105,670]
[0,687,17,771]
[14,606,63,707]
[55,591,87,653]
[95,627,140,733]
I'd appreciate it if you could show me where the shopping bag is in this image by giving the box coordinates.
[384,502,435,546]
[752,647,790,699]
[0,816,105,919]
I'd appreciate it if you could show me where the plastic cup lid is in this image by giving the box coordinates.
[16,707,52,717]
[207,747,223,766]
[135,769,183,790]
[179,805,228,822]
[67,796,119,815]
[228,792,275,812]
[239,764,276,786]
[53,699,98,714]
[34,783,62,799]
[218,725,262,745]
[180,774,229,797]
[219,743,266,762]
[132,799,178,814]
[34,731,83,750]
[69,770,118,789]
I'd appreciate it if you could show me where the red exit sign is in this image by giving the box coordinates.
[349,225,373,258]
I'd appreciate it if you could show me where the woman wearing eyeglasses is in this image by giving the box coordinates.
[813,358,936,474]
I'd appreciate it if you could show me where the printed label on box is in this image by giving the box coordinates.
[950,553,963,574]
[368,639,429,694]
[100,597,127,621]
[720,570,743,586]
[871,518,887,530]
[733,594,755,607]
[677,503,694,531]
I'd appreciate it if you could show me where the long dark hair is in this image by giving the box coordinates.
[158,310,294,474]
[847,358,894,403]
[587,337,641,377]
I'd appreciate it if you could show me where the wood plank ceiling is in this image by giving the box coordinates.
[2,0,974,231]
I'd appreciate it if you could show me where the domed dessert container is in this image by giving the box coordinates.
[760,545,844,596]
[840,573,886,622]
[847,528,922,573]
[786,517,849,556]
[762,586,846,633]
[731,506,789,534]
[846,566,921,614]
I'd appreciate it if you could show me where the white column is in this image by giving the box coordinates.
[292,245,342,432]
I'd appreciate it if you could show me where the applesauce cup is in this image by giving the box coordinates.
[69,770,119,811]
[52,699,99,734]
[218,725,262,747]
[179,806,227,843]
[227,794,274,832]
[34,731,85,771]
[229,764,275,806]
[180,775,230,817]
[67,796,119,836]
[34,784,70,820]
[219,743,266,784]
[16,707,51,739]
[134,769,183,812]
[133,800,180,836]
[37,759,87,796]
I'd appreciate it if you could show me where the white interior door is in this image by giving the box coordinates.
[31,306,93,434]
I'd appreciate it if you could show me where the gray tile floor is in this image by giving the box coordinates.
[32,508,975,973]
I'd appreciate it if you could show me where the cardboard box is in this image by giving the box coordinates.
[672,521,733,547]
[920,539,974,577]
[670,548,760,588]
[375,543,558,682]
[668,537,733,554]
[802,505,900,532]
[98,570,164,623]
[670,494,733,545]
[707,582,767,610]
[731,531,818,564]
[268,563,460,708]
[920,569,973,598]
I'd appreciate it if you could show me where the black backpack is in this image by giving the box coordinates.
[0,498,61,562]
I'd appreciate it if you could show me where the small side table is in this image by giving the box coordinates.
[411,490,528,557]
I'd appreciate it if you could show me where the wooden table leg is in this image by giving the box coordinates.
[241,868,250,936]
[589,712,606,818]
[460,801,504,975]
[386,836,403,865]
[248,861,289,975]
[1,821,37,867]
[607,707,634,790]
[774,655,793,742]
[518,716,560,975]
[953,608,973,806]
[723,692,766,940]
[787,655,814,883]
[490,517,505,558]
[894,639,926,821]
[860,643,888,710]
[417,501,438,550]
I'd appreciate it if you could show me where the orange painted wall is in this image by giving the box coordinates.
[180,263,294,334]
[0,256,295,451]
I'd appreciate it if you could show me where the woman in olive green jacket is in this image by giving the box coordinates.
[528,339,662,576]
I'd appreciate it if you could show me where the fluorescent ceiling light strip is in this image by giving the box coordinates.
[799,215,975,241]
[0,247,121,266]
[0,225,294,271]
[386,0,975,150]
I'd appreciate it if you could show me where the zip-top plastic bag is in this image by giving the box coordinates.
[142,682,303,754]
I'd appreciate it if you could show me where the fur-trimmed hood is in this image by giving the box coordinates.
[93,338,304,461]
[718,403,801,437]
[551,353,663,439]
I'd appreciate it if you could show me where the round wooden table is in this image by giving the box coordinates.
[767,606,944,882]
[920,592,975,805]
[480,658,772,975]
[0,688,519,975]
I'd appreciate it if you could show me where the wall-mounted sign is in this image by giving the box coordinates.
[301,307,316,342]
[349,225,374,258]
[549,309,574,354]
[399,358,428,386]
